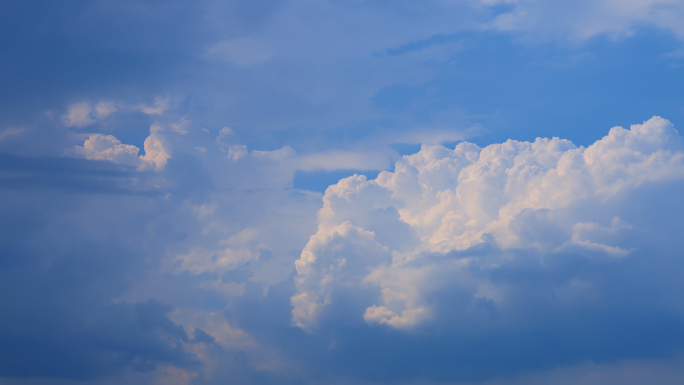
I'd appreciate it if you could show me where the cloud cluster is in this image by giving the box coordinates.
[61,102,118,128]
[292,116,684,330]
[61,97,171,128]
[70,128,170,171]
[5,1,684,383]
[8,97,684,383]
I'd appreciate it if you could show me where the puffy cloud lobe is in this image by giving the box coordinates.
[70,126,171,171]
[71,134,142,167]
[61,102,119,128]
[61,97,170,129]
[172,228,269,277]
[292,222,392,329]
[62,102,97,128]
[140,126,172,171]
[292,116,684,330]
[135,96,171,116]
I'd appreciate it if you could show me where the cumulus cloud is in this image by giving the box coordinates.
[292,116,684,330]
[139,133,171,171]
[70,125,171,171]
[71,134,142,166]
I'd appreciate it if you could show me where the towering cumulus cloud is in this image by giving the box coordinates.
[292,117,684,331]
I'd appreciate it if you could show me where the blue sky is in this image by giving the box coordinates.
[3,1,684,384]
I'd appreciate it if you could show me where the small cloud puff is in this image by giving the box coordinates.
[291,116,684,331]
[61,96,172,128]
[69,126,171,171]
[135,96,171,115]
[71,134,142,166]
[227,145,248,161]
[62,102,98,128]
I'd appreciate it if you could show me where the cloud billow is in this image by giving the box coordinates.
[292,115,684,357]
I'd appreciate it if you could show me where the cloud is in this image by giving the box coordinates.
[61,101,121,128]
[292,116,684,330]
[10,103,684,383]
[227,145,248,161]
[296,150,393,172]
[0,135,303,383]
[70,125,171,171]
[140,126,172,171]
[0,127,24,141]
[213,124,392,174]
[485,0,684,42]
[0,169,200,380]
[62,102,97,128]
[61,97,171,129]
[94,101,117,118]
[71,134,142,167]
[12,2,684,383]
[136,96,171,116]
[216,126,234,140]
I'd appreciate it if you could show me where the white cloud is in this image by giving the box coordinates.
[217,126,233,139]
[60,101,119,128]
[70,123,172,171]
[291,116,684,330]
[171,116,191,135]
[292,221,392,329]
[139,131,171,171]
[62,102,96,128]
[171,228,267,276]
[61,97,171,129]
[94,101,117,118]
[136,96,171,115]
[70,133,142,167]
[251,146,297,162]
[227,145,248,161]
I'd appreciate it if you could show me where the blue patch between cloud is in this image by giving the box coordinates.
[293,169,381,192]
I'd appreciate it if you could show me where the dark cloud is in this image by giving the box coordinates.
[0,152,162,195]
[0,156,198,379]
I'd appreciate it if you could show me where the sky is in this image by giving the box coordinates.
[3,1,684,384]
